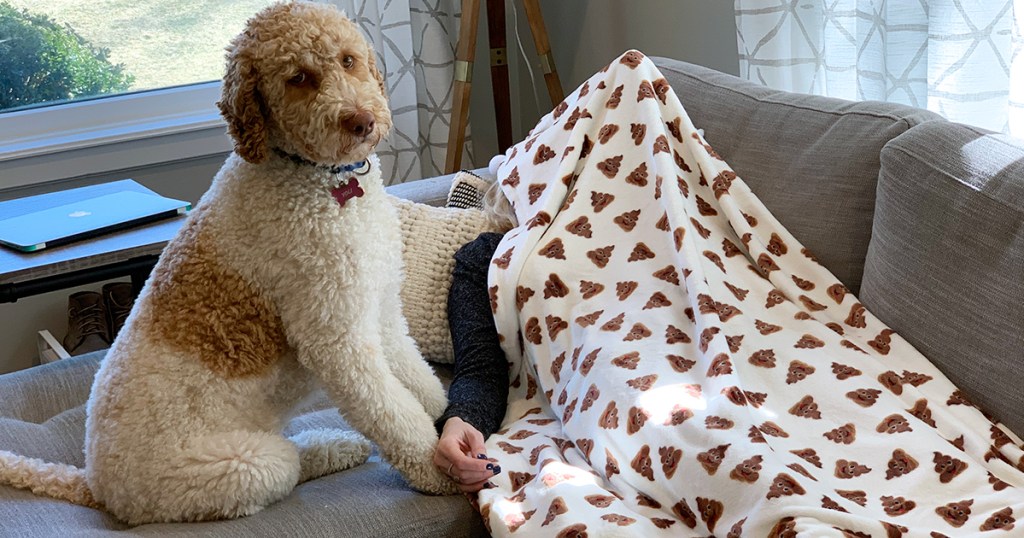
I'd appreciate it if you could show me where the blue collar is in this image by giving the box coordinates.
[273,148,367,175]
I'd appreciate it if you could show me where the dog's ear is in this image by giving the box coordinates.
[367,52,387,99]
[218,36,268,164]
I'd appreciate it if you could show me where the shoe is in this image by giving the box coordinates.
[63,291,111,355]
[102,282,135,342]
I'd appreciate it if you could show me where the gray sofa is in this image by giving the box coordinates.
[1,56,1021,536]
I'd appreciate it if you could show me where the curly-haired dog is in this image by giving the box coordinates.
[0,1,456,524]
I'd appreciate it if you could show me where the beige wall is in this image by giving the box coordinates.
[465,0,739,167]
[0,1,738,374]
[515,0,738,147]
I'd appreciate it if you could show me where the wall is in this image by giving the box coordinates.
[0,1,738,374]
[502,0,740,149]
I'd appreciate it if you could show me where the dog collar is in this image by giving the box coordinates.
[273,148,368,175]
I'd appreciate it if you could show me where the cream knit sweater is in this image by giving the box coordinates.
[391,191,499,363]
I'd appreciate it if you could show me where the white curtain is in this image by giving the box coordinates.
[735,0,1024,135]
[328,0,473,184]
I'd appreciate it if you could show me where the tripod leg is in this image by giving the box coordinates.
[445,0,481,174]
[486,0,513,153]
[519,0,564,107]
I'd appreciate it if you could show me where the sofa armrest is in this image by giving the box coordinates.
[385,168,489,206]
[0,350,102,423]
[862,121,1024,437]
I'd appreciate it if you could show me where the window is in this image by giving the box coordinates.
[0,0,278,187]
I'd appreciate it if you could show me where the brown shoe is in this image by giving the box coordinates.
[63,291,110,355]
[102,282,135,342]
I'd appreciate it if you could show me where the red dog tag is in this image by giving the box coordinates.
[331,178,364,207]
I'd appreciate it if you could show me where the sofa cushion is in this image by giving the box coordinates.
[652,56,942,293]
[446,170,490,210]
[0,352,484,537]
[2,460,483,538]
[861,120,1024,436]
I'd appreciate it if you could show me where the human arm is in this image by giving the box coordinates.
[432,232,509,492]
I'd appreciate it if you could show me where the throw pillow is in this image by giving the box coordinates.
[445,170,489,209]
[392,176,500,363]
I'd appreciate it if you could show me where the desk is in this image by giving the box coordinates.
[0,180,185,303]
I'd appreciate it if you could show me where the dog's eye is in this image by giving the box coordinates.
[288,72,308,86]
[343,55,355,69]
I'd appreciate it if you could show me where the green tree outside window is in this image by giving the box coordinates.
[0,2,133,111]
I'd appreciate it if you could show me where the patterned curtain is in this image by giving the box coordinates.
[327,0,473,184]
[734,0,1024,135]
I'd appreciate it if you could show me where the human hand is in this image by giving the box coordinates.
[433,417,501,493]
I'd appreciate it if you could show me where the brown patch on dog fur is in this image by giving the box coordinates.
[143,211,286,378]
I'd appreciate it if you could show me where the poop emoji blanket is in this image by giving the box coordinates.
[477,51,1024,537]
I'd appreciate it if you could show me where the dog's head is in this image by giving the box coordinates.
[218,1,392,166]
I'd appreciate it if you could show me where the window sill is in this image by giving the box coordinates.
[0,84,233,191]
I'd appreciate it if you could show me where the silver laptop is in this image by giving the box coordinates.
[0,190,191,252]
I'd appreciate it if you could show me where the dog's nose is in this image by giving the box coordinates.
[342,111,375,138]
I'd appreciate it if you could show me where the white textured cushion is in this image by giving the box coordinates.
[391,189,499,363]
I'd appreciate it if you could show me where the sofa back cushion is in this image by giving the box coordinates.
[861,120,1024,436]
[652,57,941,293]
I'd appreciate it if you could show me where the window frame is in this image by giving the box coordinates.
[0,82,232,190]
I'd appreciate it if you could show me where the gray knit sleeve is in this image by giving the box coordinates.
[434,232,509,438]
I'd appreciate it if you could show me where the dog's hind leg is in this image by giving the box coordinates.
[288,428,371,483]
[147,430,300,523]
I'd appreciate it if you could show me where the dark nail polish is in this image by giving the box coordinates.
[492,465,502,475]
[477,453,488,459]
[486,463,494,470]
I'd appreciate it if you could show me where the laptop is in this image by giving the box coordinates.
[0,190,191,252]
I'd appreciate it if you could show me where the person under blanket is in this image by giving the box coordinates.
[433,50,1024,537]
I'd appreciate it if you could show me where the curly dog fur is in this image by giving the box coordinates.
[0,1,456,524]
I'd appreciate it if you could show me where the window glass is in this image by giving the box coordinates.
[0,1,277,114]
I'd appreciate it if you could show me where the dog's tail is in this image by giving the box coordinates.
[0,449,100,508]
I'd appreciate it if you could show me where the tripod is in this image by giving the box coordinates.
[444,0,565,174]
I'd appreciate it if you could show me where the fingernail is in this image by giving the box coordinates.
[492,466,502,475]
[477,454,488,459]
[486,463,494,470]
[483,481,496,489]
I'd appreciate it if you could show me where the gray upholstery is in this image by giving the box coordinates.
[652,56,942,293]
[0,351,484,537]
[0,352,98,468]
[861,121,1024,436]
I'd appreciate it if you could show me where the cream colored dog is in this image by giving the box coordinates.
[0,1,456,524]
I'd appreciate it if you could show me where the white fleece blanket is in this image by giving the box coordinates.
[477,51,1024,537]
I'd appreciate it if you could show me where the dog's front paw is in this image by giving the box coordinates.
[392,450,459,496]
[406,463,460,496]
